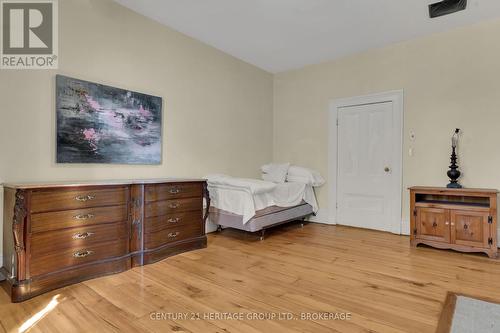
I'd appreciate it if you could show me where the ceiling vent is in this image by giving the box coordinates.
[429,0,467,18]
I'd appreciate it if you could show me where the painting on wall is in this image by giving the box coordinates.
[56,75,162,164]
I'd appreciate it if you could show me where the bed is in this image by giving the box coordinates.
[206,175,318,239]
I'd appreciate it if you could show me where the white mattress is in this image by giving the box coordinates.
[207,180,318,223]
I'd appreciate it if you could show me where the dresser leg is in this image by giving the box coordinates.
[486,250,498,259]
[259,229,265,241]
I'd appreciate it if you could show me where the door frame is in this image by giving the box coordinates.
[328,90,404,234]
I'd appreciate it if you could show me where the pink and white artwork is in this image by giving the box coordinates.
[56,75,162,164]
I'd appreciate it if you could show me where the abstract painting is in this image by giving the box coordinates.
[56,75,162,164]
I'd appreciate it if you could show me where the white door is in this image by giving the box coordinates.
[336,101,401,233]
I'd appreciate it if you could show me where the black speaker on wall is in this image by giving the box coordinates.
[429,0,467,18]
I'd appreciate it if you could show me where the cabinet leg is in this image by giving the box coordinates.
[487,250,498,259]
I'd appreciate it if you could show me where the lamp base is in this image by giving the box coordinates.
[446,182,462,189]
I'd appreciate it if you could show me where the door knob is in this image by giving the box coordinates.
[384,167,391,173]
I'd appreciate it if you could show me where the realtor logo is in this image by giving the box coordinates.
[1,0,58,69]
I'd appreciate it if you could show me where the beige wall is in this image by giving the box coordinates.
[0,0,273,267]
[274,18,500,232]
[2,1,500,269]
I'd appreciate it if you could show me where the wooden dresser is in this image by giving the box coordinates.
[409,187,498,258]
[1,179,209,302]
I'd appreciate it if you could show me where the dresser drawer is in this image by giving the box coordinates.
[31,186,129,213]
[146,211,202,233]
[145,197,202,218]
[145,223,202,249]
[145,183,202,202]
[30,239,128,277]
[31,222,128,256]
[31,205,127,233]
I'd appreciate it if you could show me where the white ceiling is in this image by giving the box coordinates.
[115,0,500,73]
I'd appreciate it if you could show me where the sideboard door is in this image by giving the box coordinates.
[450,210,490,249]
[416,207,450,243]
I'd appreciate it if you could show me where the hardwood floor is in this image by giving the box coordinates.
[2,223,500,333]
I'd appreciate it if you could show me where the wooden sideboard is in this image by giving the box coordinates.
[409,186,498,258]
[1,179,209,302]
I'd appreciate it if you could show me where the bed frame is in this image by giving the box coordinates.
[209,201,314,240]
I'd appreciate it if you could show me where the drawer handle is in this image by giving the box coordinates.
[169,188,181,194]
[73,250,94,258]
[72,232,95,240]
[168,217,180,224]
[168,232,180,238]
[463,224,468,230]
[75,195,96,202]
[169,203,180,209]
[432,222,437,228]
[74,213,95,221]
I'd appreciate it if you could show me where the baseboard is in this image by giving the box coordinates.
[498,228,500,249]
[208,212,500,250]
[0,258,4,281]
[206,219,218,233]
[0,185,3,275]
[401,219,410,236]
[204,198,217,233]
[307,208,334,225]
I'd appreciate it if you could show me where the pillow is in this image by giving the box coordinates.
[261,164,270,173]
[261,163,290,183]
[286,165,325,187]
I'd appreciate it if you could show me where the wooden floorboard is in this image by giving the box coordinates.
[2,223,500,332]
